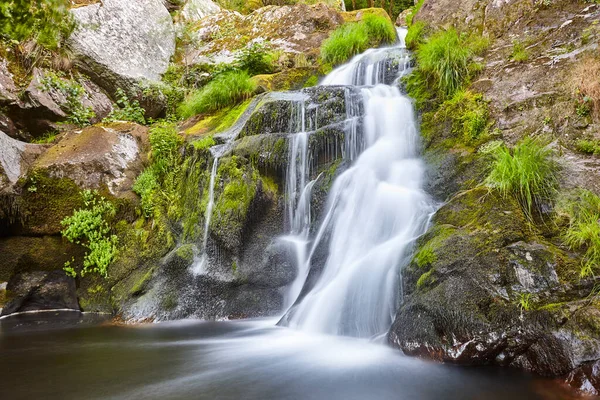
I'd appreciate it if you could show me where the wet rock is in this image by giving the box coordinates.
[0,60,18,105]
[33,123,149,196]
[566,360,600,397]
[69,0,176,117]
[1,270,79,316]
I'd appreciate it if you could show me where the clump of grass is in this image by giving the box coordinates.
[485,137,560,220]
[178,71,256,118]
[414,29,479,97]
[511,40,529,63]
[575,139,600,155]
[193,135,216,151]
[569,57,600,121]
[405,21,427,50]
[321,14,396,66]
[560,189,600,278]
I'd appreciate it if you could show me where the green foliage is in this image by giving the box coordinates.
[105,88,146,125]
[405,21,427,50]
[416,269,433,289]
[575,139,600,155]
[343,0,414,22]
[511,40,529,63]
[193,135,216,151]
[0,0,75,50]
[517,292,533,311]
[485,137,560,220]
[560,189,600,278]
[304,75,319,88]
[414,247,436,268]
[132,169,159,218]
[40,71,96,126]
[415,29,476,97]
[178,70,256,118]
[31,130,58,144]
[321,14,396,66]
[235,41,277,76]
[61,190,118,278]
[405,0,425,26]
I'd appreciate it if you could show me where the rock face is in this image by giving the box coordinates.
[184,3,344,65]
[391,0,600,396]
[1,270,79,316]
[69,0,176,115]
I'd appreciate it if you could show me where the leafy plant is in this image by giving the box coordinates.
[575,139,600,155]
[405,21,427,50]
[61,190,118,278]
[321,14,396,66]
[485,137,560,220]
[560,189,600,278]
[178,70,256,118]
[0,0,75,50]
[40,71,96,126]
[193,135,216,151]
[517,292,533,311]
[105,88,146,125]
[235,41,276,76]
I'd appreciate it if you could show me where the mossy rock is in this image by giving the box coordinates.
[252,68,318,92]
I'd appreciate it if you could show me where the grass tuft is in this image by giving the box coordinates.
[569,57,600,121]
[178,71,256,118]
[485,137,559,220]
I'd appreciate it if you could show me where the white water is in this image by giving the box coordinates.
[283,29,435,338]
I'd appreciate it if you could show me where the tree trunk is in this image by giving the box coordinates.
[368,0,374,7]
[352,0,356,10]
[389,0,394,17]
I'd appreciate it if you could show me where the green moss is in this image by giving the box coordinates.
[193,135,216,151]
[575,139,600,155]
[186,98,253,136]
[416,269,434,289]
[412,225,456,268]
[511,40,529,63]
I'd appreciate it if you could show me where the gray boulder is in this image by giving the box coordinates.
[69,0,176,116]
[0,130,46,192]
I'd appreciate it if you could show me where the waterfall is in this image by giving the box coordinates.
[282,29,435,338]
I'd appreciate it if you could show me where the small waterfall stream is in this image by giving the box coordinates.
[282,29,435,338]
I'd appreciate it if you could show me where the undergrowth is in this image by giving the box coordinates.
[61,190,118,278]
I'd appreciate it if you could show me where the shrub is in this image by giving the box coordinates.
[148,122,184,174]
[178,70,256,118]
[320,14,396,66]
[132,169,159,217]
[61,190,118,278]
[41,71,95,126]
[415,29,474,97]
[569,57,600,120]
[485,137,560,220]
[105,88,146,125]
[561,189,600,278]
[511,40,529,63]
[0,0,75,50]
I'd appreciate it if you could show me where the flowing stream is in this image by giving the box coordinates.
[0,30,566,400]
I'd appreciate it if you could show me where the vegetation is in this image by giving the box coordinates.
[321,14,396,66]
[510,40,529,63]
[575,139,600,155]
[61,190,118,278]
[405,21,427,50]
[0,0,75,50]
[178,70,256,118]
[560,190,600,278]
[235,41,278,76]
[517,292,533,311]
[40,71,95,126]
[569,56,600,121]
[484,137,559,220]
[105,88,146,125]
[343,0,414,22]
[405,0,425,26]
[193,135,216,151]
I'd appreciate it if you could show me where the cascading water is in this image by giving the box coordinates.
[282,29,435,338]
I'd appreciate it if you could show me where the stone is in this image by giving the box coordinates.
[0,130,46,192]
[69,0,176,116]
[1,270,79,316]
[181,0,221,21]
[33,123,149,196]
[0,60,18,105]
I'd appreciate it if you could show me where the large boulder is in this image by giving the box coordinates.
[33,123,149,197]
[69,0,176,117]
[181,0,221,22]
[1,270,79,316]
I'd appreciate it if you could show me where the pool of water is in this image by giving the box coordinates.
[0,312,575,400]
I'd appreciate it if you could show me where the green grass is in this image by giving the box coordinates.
[416,29,475,97]
[193,135,216,151]
[178,71,256,118]
[405,21,427,50]
[511,40,529,63]
[576,139,600,155]
[485,137,560,220]
[321,14,396,66]
[561,190,600,278]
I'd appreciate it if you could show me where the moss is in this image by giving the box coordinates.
[412,224,457,268]
[129,267,155,296]
[252,68,317,92]
[416,269,434,289]
[192,135,216,151]
[185,98,253,136]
